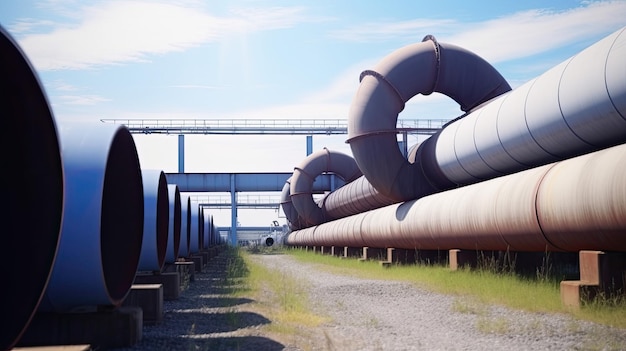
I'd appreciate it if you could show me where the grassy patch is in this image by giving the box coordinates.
[287,248,626,329]
[225,247,329,348]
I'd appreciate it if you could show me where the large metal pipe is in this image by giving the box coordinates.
[280,177,306,230]
[347,35,511,202]
[290,148,362,227]
[435,26,626,185]
[319,175,396,222]
[137,169,169,272]
[1,26,64,351]
[203,210,213,249]
[293,27,626,235]
[39,122,144,312]
[189,201,201,254]
[165,184,181,263]
[286,142,626,252]
[179,194,192,258]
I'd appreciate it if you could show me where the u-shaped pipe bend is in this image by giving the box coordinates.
[347,35,511,201]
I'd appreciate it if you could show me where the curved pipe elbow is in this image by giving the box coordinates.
[290,148,362,227]
[347,36,510,201]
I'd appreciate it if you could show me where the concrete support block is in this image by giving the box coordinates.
[17,307,142,349]
[13,345,91,351]
[414,250,448,265]
[560,250,626,309]
[362,247,386,261]
[200,251,210,265]
[389,248,417,264]
[343,247,362,259]
[449,249,478,271]
[122,284,163,325]
[134,272,180,301]
[190,255,204,273]
[330,246,343,257]
[176,261,195,285]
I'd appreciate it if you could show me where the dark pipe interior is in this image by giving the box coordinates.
[1,27,63,350]
[184,196,191,257]
[101,127,144,304]
[156,172,169,269]
[172,186,181,258]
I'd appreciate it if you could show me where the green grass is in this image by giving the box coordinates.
[286,248,626,329]
[224,246,329,349]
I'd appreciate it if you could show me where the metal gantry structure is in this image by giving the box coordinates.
[101,118,450,245]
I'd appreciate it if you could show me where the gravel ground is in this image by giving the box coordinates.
[114,250,626,351]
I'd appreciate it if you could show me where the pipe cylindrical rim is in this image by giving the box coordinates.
[1,25,63,350]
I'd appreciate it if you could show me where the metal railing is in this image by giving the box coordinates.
[191,194,283,209]
[100,118,450,135]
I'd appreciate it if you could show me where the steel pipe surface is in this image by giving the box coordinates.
[39,122,143,312]
[203,210,213,249]
[179,194,192,257]
[436,26,626,185]
[347,35,511,201]
[286,143,626,253]
[166,184,181,263]
[189,201,201,254]
[290,148,362,227]
[281,177,306,230]
[0,26,64,350]
[138,169,169,271]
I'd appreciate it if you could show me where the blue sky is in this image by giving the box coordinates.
[2,0,625,226]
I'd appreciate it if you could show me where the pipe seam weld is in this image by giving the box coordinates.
[293,166,315,181]
[359,69,406,109]
[421,34,441,95]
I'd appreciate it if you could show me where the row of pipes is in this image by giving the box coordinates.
[1,27,223,350]
[282,27,626,253]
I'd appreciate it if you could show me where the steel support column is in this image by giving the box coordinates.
[306,135,313,156]
[230,173,237,246]
[178,134,185,173]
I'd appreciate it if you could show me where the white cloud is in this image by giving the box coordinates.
[329,18,457,43]
[446,1,626,63]
[57,94,110,105]
[14,1,311,71]
[331,1,626,63]
[170,84,225,90]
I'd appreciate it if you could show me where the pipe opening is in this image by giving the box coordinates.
[101,128,143,304]
[155,172,169,268]
[1,26,63,351]
[172,186,181,258]
[183,196,191,257]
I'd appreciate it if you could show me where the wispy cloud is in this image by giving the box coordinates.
[331,1,626,62]
[447,1,626,62]
[13,1,312,71]
[329,18,457,43]
[57,94,110,105]
[170,84,225,90]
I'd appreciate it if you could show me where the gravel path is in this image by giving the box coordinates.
[115,250,626,351]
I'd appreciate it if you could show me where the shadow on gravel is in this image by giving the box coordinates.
[167,311,272,334]
[130,335,285,351]
[195,296,255,308]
